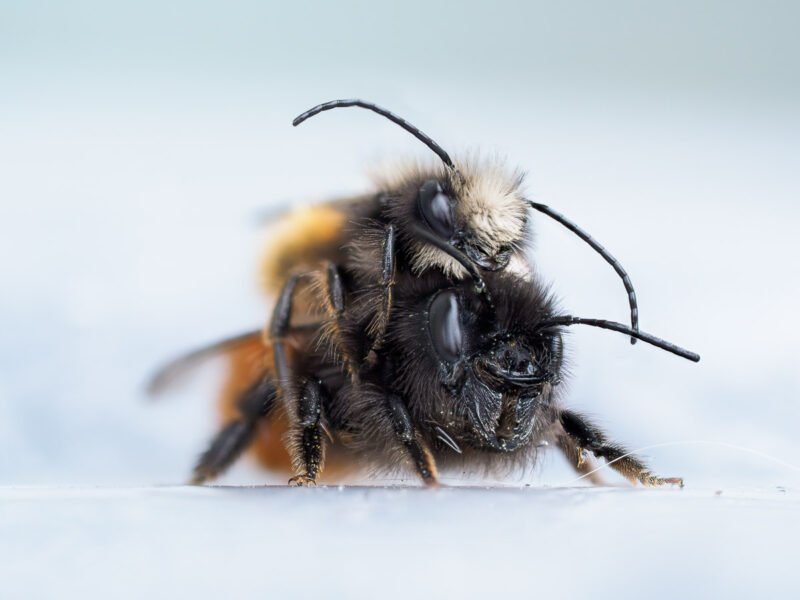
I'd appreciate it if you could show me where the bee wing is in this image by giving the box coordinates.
[146,329,266,398]
[146,322,327,398]
[254,191,376,227]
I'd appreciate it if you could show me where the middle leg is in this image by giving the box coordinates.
[286,377,329,486]
[268,274,334,485]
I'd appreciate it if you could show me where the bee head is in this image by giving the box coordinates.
[409,161,530,277]
[292,98,697,350]
[293,99,530,280]
[389,273,562,454]
[389,271,698,455]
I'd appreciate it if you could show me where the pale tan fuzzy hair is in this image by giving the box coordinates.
[370,155,529,279]
[367,156,448,192]
[450,154,528,253]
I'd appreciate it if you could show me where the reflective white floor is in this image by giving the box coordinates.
[2,485,797,599]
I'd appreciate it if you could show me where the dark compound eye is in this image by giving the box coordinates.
[429,290,463,364]
[417,179,455,239]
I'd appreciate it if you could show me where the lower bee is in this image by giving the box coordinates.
[151,265,698,487]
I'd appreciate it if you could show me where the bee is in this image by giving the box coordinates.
[149,99,700,485]
[261,99,642,362]
[153,265,697,486]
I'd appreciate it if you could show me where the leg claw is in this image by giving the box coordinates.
[288,475,317,487]
[640,473,684,488]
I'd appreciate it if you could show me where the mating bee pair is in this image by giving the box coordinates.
[150,99,698,487]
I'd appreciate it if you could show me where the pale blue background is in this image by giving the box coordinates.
[1,3,799,597]
[1,0,798,485]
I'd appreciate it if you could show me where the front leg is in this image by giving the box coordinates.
[316,262,362,384]
[365,224,396,365]
[559,410,683,487]
[269,273,304,391]
[385,393,439,486]
[554,428,605,486]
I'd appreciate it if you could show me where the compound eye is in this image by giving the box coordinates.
[418,180,455,239]
[429,290,463,364]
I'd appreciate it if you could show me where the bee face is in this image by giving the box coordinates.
[382,160,530,279]
[449,161,528,268]
[400,277,561,453]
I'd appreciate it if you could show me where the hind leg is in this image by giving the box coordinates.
[559,410,683,487]
[192,374,277,484]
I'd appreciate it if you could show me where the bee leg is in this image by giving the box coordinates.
[267,275,330,486]
[191,374,277,484]
[554,430,605,485]
[319,263,361,384]
[287,377,328,486]
[385,393,439,486]
[559,410,683,488]
[365,224,395,365]
[269,273,304,394]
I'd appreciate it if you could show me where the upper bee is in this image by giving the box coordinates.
[292,98,645,339]
[376,159,530,279]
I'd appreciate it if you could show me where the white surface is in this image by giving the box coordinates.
[2,485,798,600]
[2,2,799,598]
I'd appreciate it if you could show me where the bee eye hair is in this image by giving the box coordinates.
[428,290,463,364]
[418,180,455,239]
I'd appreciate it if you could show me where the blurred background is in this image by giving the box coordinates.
[1,0,798,490]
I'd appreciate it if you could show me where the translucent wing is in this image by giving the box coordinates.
[146,329,265,398]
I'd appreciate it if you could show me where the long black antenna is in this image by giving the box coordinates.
[410,223,492,306]
[293,99,456,171]
[528,201,639,345]
[536,316,699,362]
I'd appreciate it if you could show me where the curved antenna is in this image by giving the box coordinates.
[536,316,699,362]
[410,223,492,306]
[293,99,456,171]
[528,201,639,345]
